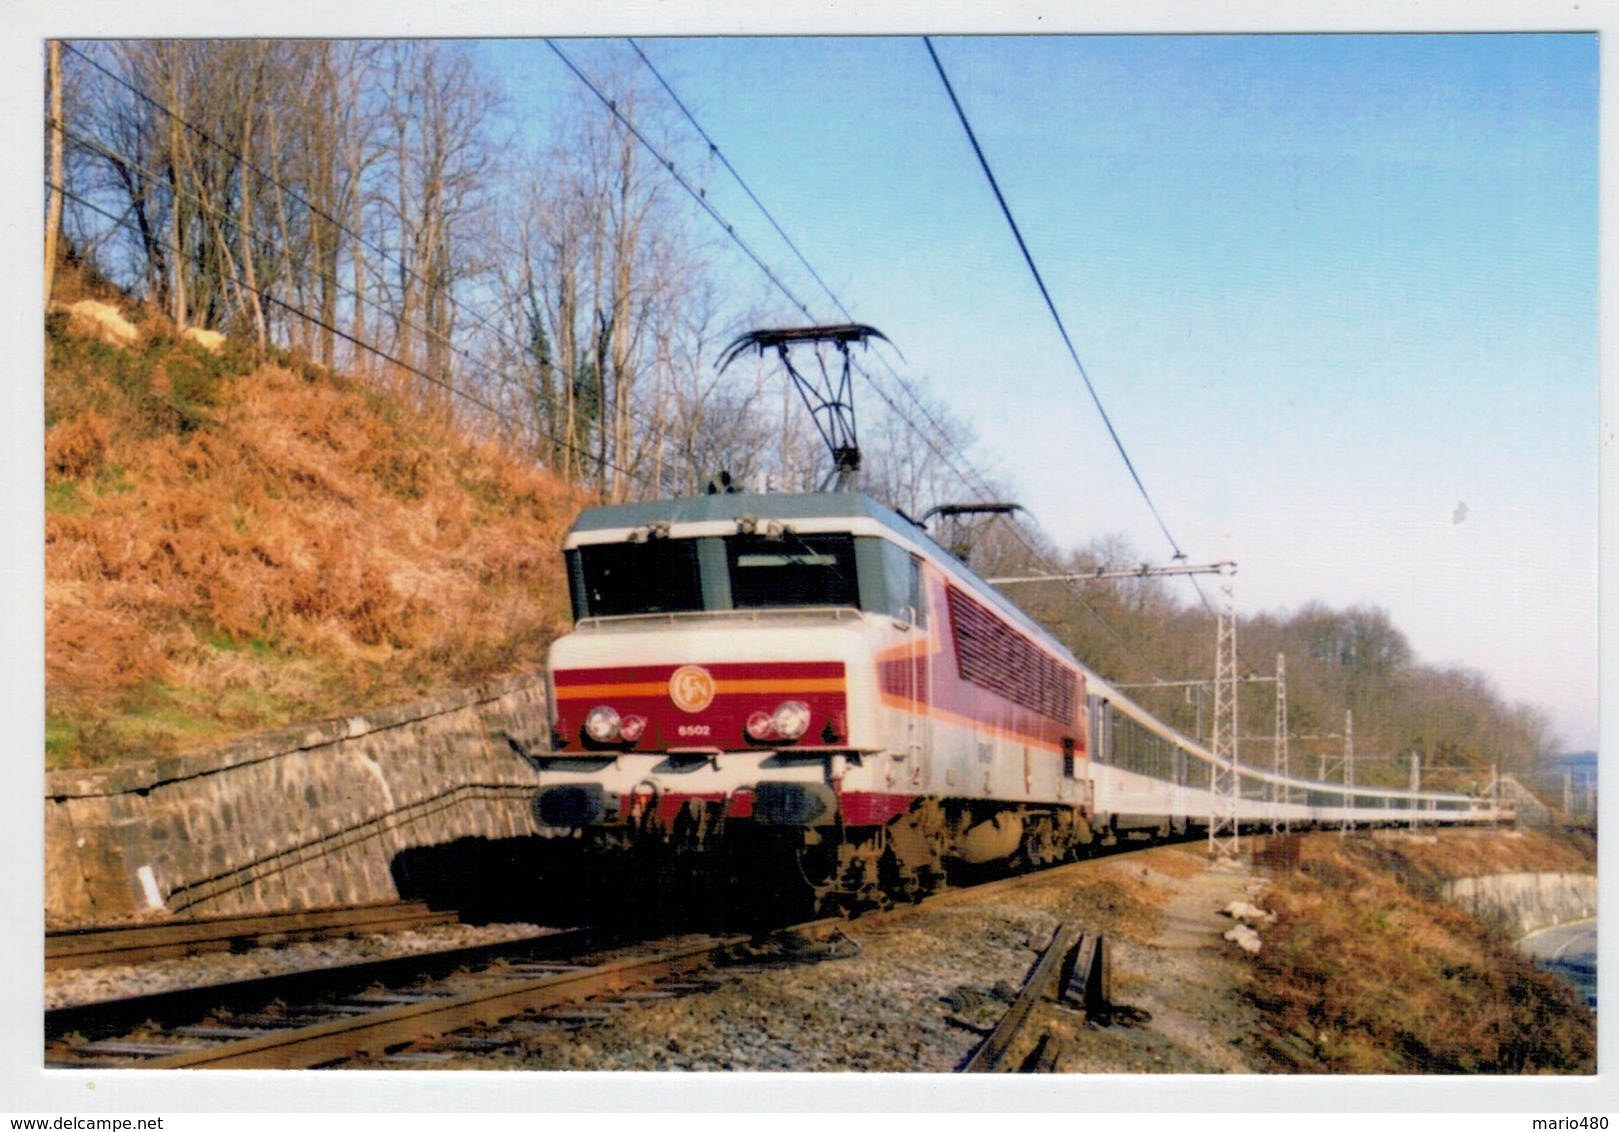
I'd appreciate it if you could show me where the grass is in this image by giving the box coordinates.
[45,480,84,516]
[1247,830,1595,1074]
[45,287,585,771]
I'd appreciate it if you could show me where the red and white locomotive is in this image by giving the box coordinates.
[539,487,1100,908]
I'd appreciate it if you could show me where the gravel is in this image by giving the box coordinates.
[44,921,555,1010]
[387,846,1272,1073]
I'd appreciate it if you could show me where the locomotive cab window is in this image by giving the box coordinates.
[571,539,704,618]
[570,529,921,619]
[862,538,927,625]
[727,533,857,609]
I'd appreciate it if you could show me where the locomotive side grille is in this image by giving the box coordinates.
[946,586,1077,724]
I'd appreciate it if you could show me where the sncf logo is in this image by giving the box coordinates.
[669,665,716,713]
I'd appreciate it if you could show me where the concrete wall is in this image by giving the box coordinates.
[45,671,551,929]
[1442,872,1597,939]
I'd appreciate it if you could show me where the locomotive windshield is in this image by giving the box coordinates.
[726,534,856,608]
[568,532,908,621]
[575,538,704,617]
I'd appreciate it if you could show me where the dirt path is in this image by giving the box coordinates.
[1037,850,1278,1073]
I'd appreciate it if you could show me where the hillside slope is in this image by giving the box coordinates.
[1248,830,1595,1073]
[45,293,583,769]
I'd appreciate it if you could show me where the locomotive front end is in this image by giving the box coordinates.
[533,492,935,907]
[542,618,879,838]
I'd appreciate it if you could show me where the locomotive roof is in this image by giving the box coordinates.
[567,490,921,537]
[567,491,1082,669]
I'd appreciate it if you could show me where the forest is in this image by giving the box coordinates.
[43,40,1558,789]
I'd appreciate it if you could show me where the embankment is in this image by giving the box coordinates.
[1245,829,1596,1074]
[45,671,550,929]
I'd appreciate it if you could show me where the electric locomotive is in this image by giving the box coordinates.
[536,486,1097,910]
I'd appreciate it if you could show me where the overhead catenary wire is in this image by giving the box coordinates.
[921,37,1266,669]
[619,40,1013,508]
[627,38,850,328]
[619,44,1039,515]
[922,36,1187,564]
[549,39,941,496]
[546,38,817,326]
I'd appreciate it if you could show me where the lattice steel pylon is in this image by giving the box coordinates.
[1271,653,1289,834]
[1207,582,1240,857]
[1410,752,1422,832]
[1341,709,1355,835]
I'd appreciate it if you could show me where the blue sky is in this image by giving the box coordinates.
[490,33,1600,750]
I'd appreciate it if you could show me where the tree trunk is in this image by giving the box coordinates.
[236,47,268,351]
[44,40,63,304]
[164,55,187,329]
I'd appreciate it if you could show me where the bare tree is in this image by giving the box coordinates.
[255,41,382,366]
[374,42,497,407]
[69,42,266,334]
[859,373,988,518]
[649,288,779,496]
[492,66,711,499]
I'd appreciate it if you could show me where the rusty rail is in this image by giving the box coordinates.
[143,935,750,1069]
[960,921,1081,1072]
[960,924,1110,1073]
[51,919,846,1070]
[47,901,456,971]
[46,927,597,1050]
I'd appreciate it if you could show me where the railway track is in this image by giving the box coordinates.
[45,920,846,1069]
[46,863,1097,1071]
[46,900,458,971]
[46,839,1221,1072]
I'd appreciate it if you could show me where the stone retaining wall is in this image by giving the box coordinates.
[1442,872,1598,939]
[44,672,551,929]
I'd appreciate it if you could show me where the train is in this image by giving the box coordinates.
[529,324,1504,913]
[531,485,1506,912]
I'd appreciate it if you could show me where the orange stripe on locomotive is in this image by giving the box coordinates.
[551,660,848,752]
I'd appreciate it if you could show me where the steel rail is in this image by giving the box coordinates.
[46,927,600,1047]
[140,938,741,1068]
[46,901,456,971]
[138,921,844,1070]
[959,919,1084,1073]
[49,920,847,1069]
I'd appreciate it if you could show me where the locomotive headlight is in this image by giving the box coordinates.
[771,701,811,741]
[745,711,776,743]
[583,705,622,744]
[617,713,648,743]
